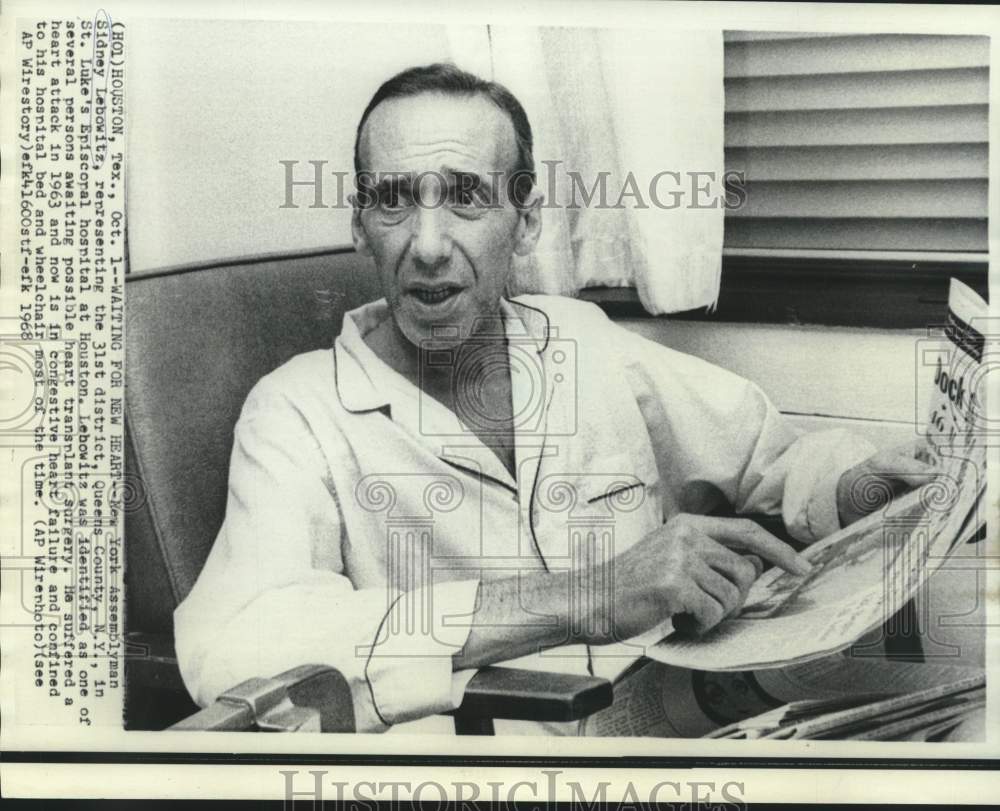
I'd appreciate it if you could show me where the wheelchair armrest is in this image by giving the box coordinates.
[457,666,612,722]
[130,632,613,733]
[169,663,356,732]
[170,664,612,734]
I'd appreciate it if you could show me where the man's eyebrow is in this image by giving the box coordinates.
[441,167,492,188]
[371,174,414,195]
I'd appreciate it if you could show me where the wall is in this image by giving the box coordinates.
[125,18,455,271]
[618,318,929,445]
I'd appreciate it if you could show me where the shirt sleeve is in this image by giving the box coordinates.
[173,381,481,732]
[609,317,875,544]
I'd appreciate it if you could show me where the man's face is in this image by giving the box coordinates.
[352,92,540,349]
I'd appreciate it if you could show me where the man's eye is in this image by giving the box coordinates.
[451,188,477,207]
[379,190,411,211]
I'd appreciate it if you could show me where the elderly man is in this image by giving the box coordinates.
[175,63,931,735]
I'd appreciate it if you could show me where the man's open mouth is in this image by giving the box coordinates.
[411,287,462,304]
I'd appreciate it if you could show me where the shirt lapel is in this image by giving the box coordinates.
[502,299,557,513]
[335,299,524,491]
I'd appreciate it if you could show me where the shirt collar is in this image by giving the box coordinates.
[333,296,551,413]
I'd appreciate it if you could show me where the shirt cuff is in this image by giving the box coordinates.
[784,429,876,543]
[364,578,481,726]
[805,463,854,541]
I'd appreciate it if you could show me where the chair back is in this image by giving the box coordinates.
[125,249,381,634]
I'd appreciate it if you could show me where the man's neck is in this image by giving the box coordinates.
[364,311,517,477]
[363,316,422,382]
[364,313,510,394]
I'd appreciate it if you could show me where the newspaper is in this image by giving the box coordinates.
[646,280,990,672]
[580,652,985,738]
[705,673,986,741]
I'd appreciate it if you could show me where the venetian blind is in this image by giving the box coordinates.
[722,32,990,256]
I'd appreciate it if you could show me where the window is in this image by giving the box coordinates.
[127,24,988,326]
[590,31,989,327]
[724,31,988,256]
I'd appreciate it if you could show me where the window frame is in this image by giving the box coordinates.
[580,251,988,329]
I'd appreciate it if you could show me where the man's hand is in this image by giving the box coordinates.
[836,441,938,528]
[455,514,811,670]
[587,514,813,642]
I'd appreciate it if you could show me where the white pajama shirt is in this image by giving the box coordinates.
[174,294,874,735]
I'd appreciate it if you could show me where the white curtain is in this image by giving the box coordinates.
[452,26,725,315]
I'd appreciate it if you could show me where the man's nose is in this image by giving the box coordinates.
[410,205,451,270]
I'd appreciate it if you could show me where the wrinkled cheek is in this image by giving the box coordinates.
[370,246,407,299]
[365,223,407,268]
[467,248,514,300]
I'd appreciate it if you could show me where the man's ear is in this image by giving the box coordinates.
[513,187,543,257]
[349,194,373,257]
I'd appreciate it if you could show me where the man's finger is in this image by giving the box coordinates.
[701,543,758,596]
[690,516,812,576]
[913,441,938,465]
[694,563,743,616]
[672,587,727,637]
[885,438,936,462]
[871,453,938,487]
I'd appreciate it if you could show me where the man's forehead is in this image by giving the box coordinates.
[359,92,519,173]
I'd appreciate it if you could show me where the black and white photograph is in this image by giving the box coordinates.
[120,13,991,740]
[2,0,997,804]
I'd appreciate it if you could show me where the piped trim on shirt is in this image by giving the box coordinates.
[363,592,404,728]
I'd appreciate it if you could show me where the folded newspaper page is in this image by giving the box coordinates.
[645,279,990,672]
[705,672,985,741]
[580,651,985,738]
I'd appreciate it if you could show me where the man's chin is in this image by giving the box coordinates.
[396,316,467,355]
[397,296,473,351]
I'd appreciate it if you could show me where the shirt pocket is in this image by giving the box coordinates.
[533,450,662,566]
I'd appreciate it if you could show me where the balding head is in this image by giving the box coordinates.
[354,63,535,207]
